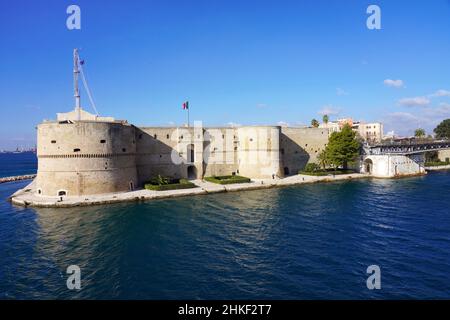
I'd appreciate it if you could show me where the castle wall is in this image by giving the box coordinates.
[280,127,328,175]
[36,120,332,196]
[438,150,450,162]
[202,128,240,177]
[36,121,137,196]
[236,126,282,178]
[135,127,201,184]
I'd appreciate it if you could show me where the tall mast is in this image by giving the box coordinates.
[73,48,81,120]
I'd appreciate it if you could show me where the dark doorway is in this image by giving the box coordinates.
[129,181,134,191]
[284,167,290,175]
[364,159,373,174]
[188,166,197,179]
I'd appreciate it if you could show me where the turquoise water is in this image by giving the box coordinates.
[1,171,450,299]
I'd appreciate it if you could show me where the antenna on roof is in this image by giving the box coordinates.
[73,48,81,120]
[72,48,99,119]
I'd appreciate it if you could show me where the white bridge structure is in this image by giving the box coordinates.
[361,140,450,178]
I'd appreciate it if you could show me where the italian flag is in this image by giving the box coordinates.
[182,101,189,110]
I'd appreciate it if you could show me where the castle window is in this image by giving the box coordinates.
[51,140,56,144]
[139,134,143,139]
[73,148,80,152]
[100,140,106,144]
[167,134,170,139]
[37,189,42,195]
[222,134,225,139]
[281,148,285,155]
[249,138,253,142]
[180,135,183,139]
[58,190,67,196]
[122,148,126,152]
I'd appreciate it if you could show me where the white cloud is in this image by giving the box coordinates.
[398,96,430,107]
[383,104,450,136]
[277,121,289,127]
[336,88,348,96]
[384,79,405,88]
[256,103,267,108]
[430,89,450,97]
[226,122,241,127]
[318,105,341,116]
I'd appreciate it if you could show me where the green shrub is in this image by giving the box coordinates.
[304,163,320,172]
[425,161,450,167]
[204,175,251,185]
[299,168,355,176]
[144,176,196,191]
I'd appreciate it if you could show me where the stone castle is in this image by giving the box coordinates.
[36,108,329,197]
[35,49,330,197]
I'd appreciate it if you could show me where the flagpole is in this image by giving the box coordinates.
[188,106,190,128]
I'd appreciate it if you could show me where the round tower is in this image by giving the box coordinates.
[36,120,137,197]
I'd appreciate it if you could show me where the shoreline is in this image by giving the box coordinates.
[0,174,36,184]
[10,173,371,208]
[425,164,450,171]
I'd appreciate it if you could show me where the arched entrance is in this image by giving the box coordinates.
[187,165,197,180]
[363,158,373,174]
[284,167,290,175]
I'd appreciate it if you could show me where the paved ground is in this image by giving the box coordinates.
[9,173,370,208]
[425,164,450,171]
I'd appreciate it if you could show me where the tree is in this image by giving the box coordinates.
[311,119,319,128]
[434,119,450,139]
[317,150,329,169]
[322,124,360,169]
[414,128,426,138]
[322,114,329,124]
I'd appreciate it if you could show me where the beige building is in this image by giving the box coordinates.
[320,118,384,143]
[35,108,329,197]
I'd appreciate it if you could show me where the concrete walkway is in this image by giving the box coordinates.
[425,164,450,171]
[10,173,370,208]
[0,174,36,184]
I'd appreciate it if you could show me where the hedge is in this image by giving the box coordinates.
[204,175,251,185]
[425,161,450,167]
[144,178,197,191]
[299,169,355,176]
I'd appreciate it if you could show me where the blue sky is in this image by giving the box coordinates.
[1,0,450,149]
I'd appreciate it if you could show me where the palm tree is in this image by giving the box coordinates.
[311,119,320,128]
[414,128,426,138]
[323,114,329,124]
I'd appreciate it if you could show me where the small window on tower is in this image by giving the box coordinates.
[100,140,106,143]
[122,148,126,152]
[74,148,80,152]
[51,140,56,144]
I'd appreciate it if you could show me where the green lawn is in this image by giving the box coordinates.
[144,178,197,191]
[204,175,251,185]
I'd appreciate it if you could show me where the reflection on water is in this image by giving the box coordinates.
[1,172,450,299]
